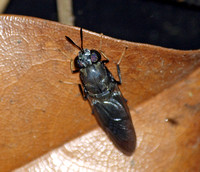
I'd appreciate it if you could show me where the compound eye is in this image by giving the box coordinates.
[91,53,98,62]
[78,59,84,68]
[90,50,101,63]
[74,56,84,69]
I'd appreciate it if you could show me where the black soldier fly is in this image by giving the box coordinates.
[65,28,136,155]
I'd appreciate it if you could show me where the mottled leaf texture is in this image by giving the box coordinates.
[0,15,199,172]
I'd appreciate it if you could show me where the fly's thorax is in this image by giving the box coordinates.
[80,62,113,95]
[79,61,102,77]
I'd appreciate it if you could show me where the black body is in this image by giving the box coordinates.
[65,29,136,155]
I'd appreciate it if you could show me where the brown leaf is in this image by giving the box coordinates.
[0,15,199,171]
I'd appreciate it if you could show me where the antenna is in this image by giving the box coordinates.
[65,28,84,52]
[65,36,82,51]
[80,28,83,50]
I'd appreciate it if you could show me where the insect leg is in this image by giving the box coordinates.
[78,84,87,100]
[99,33,103,52]
[115,47,128,85]
[59,80,87,100]
[70,59,79,73]
[99,33,109,64]
[100,51,109,64]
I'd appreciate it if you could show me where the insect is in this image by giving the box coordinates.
[65,28,136,155]
[165,118,178,125]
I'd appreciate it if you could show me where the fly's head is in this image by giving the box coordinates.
[74,49,101,69]
[65,28,101,70]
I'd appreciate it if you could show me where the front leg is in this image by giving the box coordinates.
[78,84,87,100]
[70,59,79,73]
[100,51,110,64]
[115,47,128,85]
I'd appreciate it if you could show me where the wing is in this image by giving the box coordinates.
[90,89,136,155]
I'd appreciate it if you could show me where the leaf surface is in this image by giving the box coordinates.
[0,15,199,171]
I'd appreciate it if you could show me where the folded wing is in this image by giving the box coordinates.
[91,90,136,155]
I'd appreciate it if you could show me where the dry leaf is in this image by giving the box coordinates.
[0,15,199,171]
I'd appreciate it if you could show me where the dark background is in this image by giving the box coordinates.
[4,0,200,50]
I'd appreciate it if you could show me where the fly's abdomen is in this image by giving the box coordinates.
[106,114,136,155]
[90,86,136,155]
